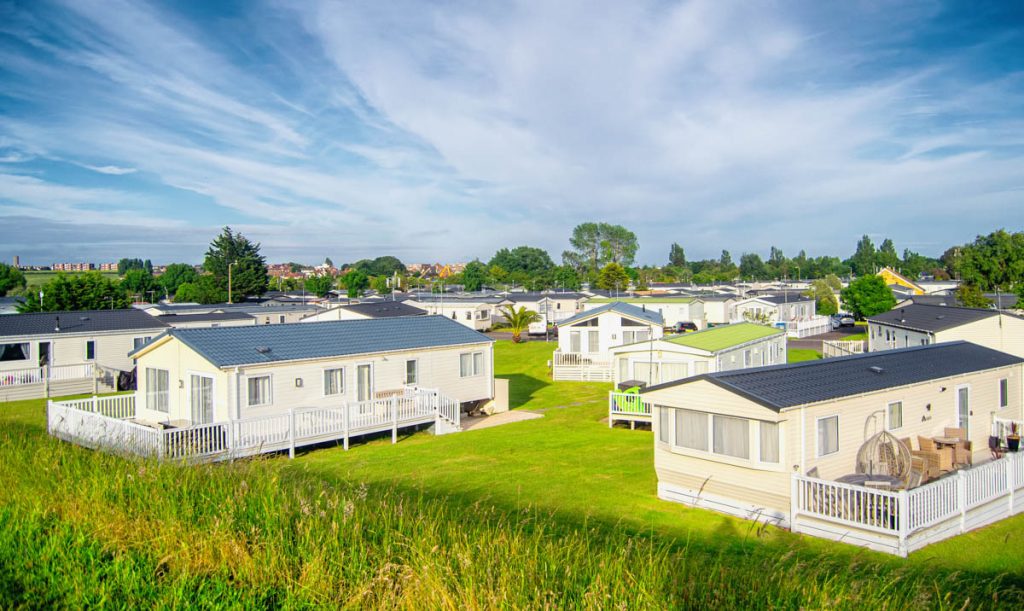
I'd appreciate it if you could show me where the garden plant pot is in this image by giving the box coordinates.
[1008,436,1021,452]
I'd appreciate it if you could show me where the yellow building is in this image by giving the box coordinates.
[877,267,924,295]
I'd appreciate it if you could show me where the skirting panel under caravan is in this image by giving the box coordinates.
[657,481,789,528]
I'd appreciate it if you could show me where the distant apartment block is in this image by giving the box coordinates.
[52,262,96,272]
[98,263,118,271]
[12,256,19,268]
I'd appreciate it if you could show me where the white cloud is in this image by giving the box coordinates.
[76,163,137,175]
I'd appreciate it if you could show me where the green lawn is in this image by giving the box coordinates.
[788,348,823,362]
[1,341,1022,606]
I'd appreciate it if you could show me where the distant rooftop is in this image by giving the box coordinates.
[0,309,169,337]
[867,303,999,333]
[664,322,783,352]
[645,342,1023,411]
[559,301,663,326]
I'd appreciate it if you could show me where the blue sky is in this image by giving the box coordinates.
[0,0,1022,266]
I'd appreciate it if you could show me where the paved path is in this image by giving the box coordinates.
[461,410,544,431]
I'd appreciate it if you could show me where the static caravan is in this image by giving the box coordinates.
[1,309,167,400]
[643,342,1022,550]
[130,315,495,427]
[867,303,1024,358]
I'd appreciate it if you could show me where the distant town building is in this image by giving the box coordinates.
[12,256,19,268]
[98,263,118,271]
[52,262,96,272]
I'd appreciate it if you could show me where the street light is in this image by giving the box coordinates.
[228,261,236,304]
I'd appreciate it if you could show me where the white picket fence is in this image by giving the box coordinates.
[0,363,95,387]
[822,340,866,359]
[784,316,832,338]
[551,351,613,381]
[791,451,1024,556]
[608,391,653,428]
[47,387,463,462]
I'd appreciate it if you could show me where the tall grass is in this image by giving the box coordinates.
[2,421,1021,609]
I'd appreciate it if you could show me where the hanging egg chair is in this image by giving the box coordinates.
[855,430,912,481]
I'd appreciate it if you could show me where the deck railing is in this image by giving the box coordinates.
[792,451,1024,556]
[551,351,613,381]
[0,363,95,387]
[48,387,463,462]
[822,340,866,359]
[608,391,653,428]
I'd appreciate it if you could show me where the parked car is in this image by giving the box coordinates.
[831,313,856,329]
[672,322,699,333]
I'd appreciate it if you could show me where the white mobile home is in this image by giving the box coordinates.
[301,301,426,323]
[643,342,1024,556]
[553,302,663,381]
[583,297,704,330]
[867,303,1024,358]
[406,295,511,331]
[131,315,494,427]
[0,309,168,401]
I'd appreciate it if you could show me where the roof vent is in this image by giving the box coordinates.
[54,316,60,332]
[868,366,884,374]
[936,315,945,320]
[255,346,272,354]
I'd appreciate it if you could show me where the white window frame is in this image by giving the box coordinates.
[999,378,1009,408]
[85,340,96,361]
[460,351,483,377]
[816,414,840,457]
[666,407,782,470]
[356,362,374,404]
[246,374,273,408]
[405,359,419,385]
[133,336,152,351]
[145,367,170,413]
[887,400,903,430]
[187,370,216,424]
[323,367,345,397]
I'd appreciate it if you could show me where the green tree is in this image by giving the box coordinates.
[371,275,390,294]
[669,243,686,268]
[324,257,334,268]
[488,246,554,278]
[462,260,488,292]
[563,222,639,273]
[340,270,369,298]
[596,262,630,291]
[159,263,198,297]
[956,230,1024,291]
[849,235,877,276]
[720,250,733,269]
[305,275,335,298]
[840,276,896,319]
[499,305,542,343]
[552,265,581,291]
[121,269,158,302]
[956,284,992,308]
[805,278,839,315]
[117,258,145,275]
[173,275,227,304]
[877,238,899,270]
[203,227,269,302]
[350,256,407,277]
[739,253,767,280]
[17,272,130,312]
[0,263,27,296]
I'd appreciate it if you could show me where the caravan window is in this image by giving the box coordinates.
[0,343,29,362]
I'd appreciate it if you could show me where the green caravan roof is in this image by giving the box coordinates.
[588,297,696,304]
[664,322,783,352]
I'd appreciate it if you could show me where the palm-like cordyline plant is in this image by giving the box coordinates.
[500,305,542,343]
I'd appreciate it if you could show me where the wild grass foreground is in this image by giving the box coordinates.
[1,341,1022,608]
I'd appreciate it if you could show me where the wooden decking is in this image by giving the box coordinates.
[47,388,463,463]
[551,351,612,381]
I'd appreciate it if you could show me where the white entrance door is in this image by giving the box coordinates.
[190,374,214,424]
[957,386,970,437]
[356,364,374,412]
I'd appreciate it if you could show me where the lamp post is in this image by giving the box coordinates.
[228,261,236,304]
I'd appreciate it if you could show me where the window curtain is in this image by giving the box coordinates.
[759,421,779,463]
[660,362,688,383]
[675,409,708,451]
[713,415,749,459]
[818,417,838,456]
[659,408,670,443]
